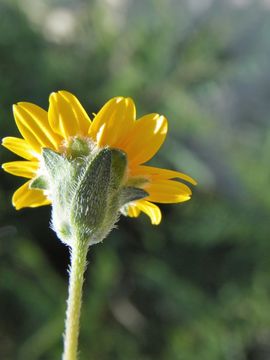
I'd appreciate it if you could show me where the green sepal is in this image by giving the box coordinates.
[40,141,145,247]
[120,187,148,206]
[29,175,49,190]
[126,177,149,188]
[42,148,67,176]
[71,148,112,234]
[110,149,127,190]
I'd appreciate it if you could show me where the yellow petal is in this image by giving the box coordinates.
[130,165,197,185]
[48,91,91,138]
[12,180,51,210]
[2,136,36,160]
[146,179,192,203]
[126,203,141,218]
[2,161,38,178]
[135,200,162,225]
[13,102,60,153]
[122,114,168,165]
[89,97,136,147]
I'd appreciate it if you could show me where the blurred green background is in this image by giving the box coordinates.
[1,0,270,359]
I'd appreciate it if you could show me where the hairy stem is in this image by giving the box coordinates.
[62,240,88,360]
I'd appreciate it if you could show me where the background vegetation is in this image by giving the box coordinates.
[1,0,270,359]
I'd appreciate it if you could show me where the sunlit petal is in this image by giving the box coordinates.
[126,203,141,218]
[2,137,36,160]
[48,91,91,138]
[135,200,162,225]
[146,179,192,203]
[2,161,38,178]
[122,113,167,165]
[12,180,51,210]
[89,97,136,147]
[13,102,60,153]
[130,165,197,185]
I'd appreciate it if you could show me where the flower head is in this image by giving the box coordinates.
[2,91,196,239]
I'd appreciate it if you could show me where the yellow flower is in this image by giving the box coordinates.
[2,91,196,225]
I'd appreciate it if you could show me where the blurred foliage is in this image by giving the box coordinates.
[1,0,270,359]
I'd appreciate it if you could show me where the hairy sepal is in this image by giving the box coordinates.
[41,146,147,247]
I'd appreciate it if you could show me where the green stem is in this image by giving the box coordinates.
[62,240,88,360]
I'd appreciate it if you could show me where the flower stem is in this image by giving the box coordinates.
[62,239,88,360]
